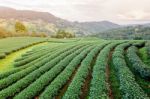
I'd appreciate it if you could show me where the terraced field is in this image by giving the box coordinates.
[0,38,150,99]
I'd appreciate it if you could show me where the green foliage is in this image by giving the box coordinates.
[112,43,148,99]
[0,45,71,80]
[0,45,83,98]
[132,41,145,48]
[127,46,150,79]
[146,41,150,58]
[15,21,27,33]
[139,47,149,65]
[0,37,46,59]
[63,44,106,99]
[52,29,75,38]
[13,45,87,99]
[0,53,5,59]
[14,49,51,67]
[89,43,118,99]
[0,38,149,99]
[39,45,92,99]
[92,26,150,40]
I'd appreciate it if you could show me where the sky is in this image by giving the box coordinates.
[0,0,150,24]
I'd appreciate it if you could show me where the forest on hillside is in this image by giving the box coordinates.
[91,25,150,40]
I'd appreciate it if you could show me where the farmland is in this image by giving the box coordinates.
[0,37,150,99]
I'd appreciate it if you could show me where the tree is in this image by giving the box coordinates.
[53,29,75,38]
[0,27,9,38]
[30,32,37,37]
[134,36,142,40]
[39,32,47,37]
[15,21,27,33]
[30,32,47,37]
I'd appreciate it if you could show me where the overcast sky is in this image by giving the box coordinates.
[0,0,150,24]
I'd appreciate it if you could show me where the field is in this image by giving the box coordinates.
[0,37,150,99]
[0,37,46,59]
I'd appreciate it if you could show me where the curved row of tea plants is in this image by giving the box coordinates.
[14,45,62,67]
[0,44,89,98]
[38,45,95,99]
[62,43,107,99]
[14,43,63,62]
[127,46,150,79]
[13,45,91,99]
[19,45,52,58]
[0,44,78,79]
[0,44,84,90]
[112,43,148,99]
[146,41,150,59]
[132,41,145,48]
[0,37,46,59]
[89,42,119,99]
[0,39,149,99]
[14,45,54,62]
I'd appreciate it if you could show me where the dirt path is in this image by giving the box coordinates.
[106,50,114,99]
[55,52,89,99]
[55,48,96,99]
[55,64,81,99]
[80,50,101,99]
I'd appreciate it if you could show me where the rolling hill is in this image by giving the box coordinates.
[0,6,120,36]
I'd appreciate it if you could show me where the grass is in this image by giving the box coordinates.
[0,42,48,73]
[0,37,47,58]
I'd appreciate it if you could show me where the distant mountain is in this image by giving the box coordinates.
[75,21,120,34]
[0,6,120,36]
[0,6,62,23]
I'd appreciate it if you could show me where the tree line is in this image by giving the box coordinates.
[0,21,76,39]
[0,21,47,38]
[51,29,75,38]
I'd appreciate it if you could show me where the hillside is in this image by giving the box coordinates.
[0,6,120,36]
[0,6,62,23]
[91,25,150,40]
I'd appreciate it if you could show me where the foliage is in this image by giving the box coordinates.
[52,29,75,38]
[0,45,73,79]
[63,44,106,99]
[139,47,149,65]
[89,43,118,99]
[0,38,149,99]
[0,37,46,59]
[91,26,150,40]
[13,45,87,99]
[0,45,83,98]
[127,46,150,79]
[112,43,148,98]
[0,21,47,38]
[0,27,11,38]
[15,21,27,33]
[146,41,150,57]
[39,45,92,99]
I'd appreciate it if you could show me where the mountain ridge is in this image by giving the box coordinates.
[0,6,120,36]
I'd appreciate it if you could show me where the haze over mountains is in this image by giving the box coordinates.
[0,6,120,36]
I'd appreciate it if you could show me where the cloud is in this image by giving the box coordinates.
[118,10,150,21]
[0,0,150,24]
